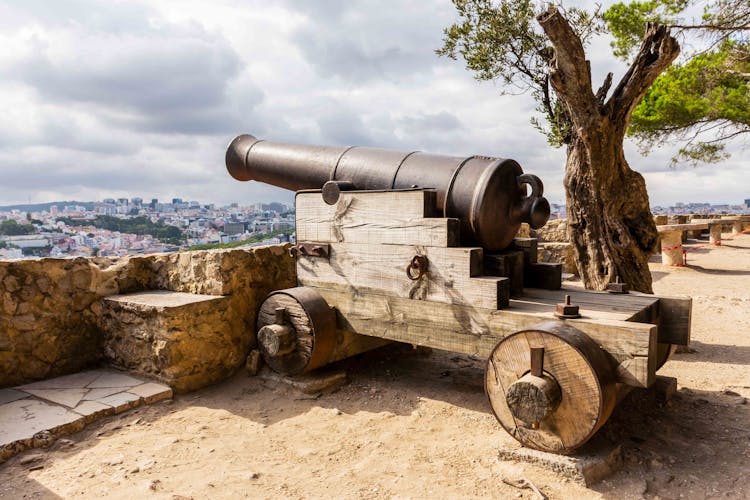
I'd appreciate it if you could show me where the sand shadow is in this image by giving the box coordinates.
[206,343,492,427]
[650,270,669,283]
[670,341,750,365]
[591,385,750,498]
[684,265,750,276]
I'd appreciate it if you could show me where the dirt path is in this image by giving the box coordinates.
[1,235,749,499]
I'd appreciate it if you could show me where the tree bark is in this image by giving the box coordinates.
[537,7,680,293]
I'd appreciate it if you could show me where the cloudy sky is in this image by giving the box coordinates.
[0,0,746,207]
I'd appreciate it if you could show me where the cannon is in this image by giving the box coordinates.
[226,134,691,454]
[226,134,551,251]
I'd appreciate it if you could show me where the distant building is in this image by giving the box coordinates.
[223,222,246,235]
[172,198,183,205]
[4,236,50,248]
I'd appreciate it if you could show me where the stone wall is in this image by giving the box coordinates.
[527,219,577,275]
[531,218,568,243]
[0,246,295,388]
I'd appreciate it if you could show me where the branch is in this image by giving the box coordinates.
[607,23,680,124]
[669,23,750,31]
[536,6,597,123]
[595,72,613,110]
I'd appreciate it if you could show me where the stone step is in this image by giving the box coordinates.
[0,369,171,463]
[101,290,240,393]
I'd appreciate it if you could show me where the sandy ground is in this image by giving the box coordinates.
[1,234,749,499]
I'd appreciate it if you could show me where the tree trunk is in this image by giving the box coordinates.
[537,7,680,293]
[565,128,658,293]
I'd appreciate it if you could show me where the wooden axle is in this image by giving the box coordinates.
[258,324,297,357]
[505,347,562,428]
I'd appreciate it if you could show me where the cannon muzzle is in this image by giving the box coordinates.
[226,134,550,251]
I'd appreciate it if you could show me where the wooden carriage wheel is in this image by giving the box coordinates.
[256,287,337,375]
[485,321,617,454]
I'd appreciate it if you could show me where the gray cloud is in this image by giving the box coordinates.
[288,0,453,83]
[0,0,745,207]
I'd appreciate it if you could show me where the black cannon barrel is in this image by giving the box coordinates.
[226,134,550,251]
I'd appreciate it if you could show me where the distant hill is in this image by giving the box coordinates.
[0,201,96,212]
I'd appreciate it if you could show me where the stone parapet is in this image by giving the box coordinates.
[0,245,295,388]
[531,218,568,243]
[537,242,577,275]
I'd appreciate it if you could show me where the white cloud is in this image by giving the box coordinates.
[0,0,745,207]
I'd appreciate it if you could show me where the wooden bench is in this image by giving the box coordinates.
[656,216,750,266]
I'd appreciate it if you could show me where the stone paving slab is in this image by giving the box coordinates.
[0,389,30,405]
[0,369,172,463]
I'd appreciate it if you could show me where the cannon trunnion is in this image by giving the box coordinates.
[225,135,691,454]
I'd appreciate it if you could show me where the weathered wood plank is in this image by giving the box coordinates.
[656,295,692,346]
[315,287,657,387]
[657,222,709,233]
[484,251,524,296]
[516,288,660,321]
[295,190,459,247]
[524,262,562,290]
[297,242,507,309]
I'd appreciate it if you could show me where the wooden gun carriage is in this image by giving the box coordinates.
[226,134,691,454]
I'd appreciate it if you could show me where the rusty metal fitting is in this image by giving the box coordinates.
[606,276,629,294]
[406,255,429,280]
[296,243,330,259]
[554,295,580,319]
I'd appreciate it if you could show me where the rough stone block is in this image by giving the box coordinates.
[100,291,242,393]
[498,439,622,487]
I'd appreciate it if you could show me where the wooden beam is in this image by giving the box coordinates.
[296,242,508,310]
[314,287,657,387]
[656,295,692,346]
[295,190,459,247]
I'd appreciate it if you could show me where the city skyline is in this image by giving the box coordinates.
[0,1,747,207]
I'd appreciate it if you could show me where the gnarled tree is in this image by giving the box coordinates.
[604,0,750,166]
[439,2,680,292]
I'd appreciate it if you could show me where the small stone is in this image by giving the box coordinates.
[250,472,260,480]
[19,454,44,465]
[150,480,161,491]
[104,454,124,466]
[246,350,263,376]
